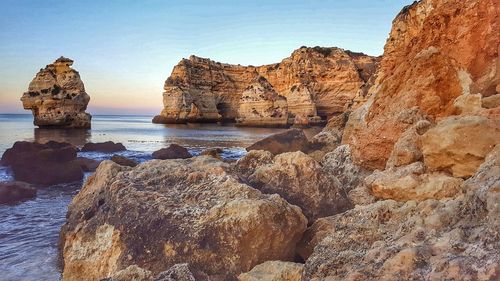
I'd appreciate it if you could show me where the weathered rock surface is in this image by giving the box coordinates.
[1,141,83,185]
[300,147,500,280]
[367,162,464,202]
[421,115,500,178]
[153,47,379,126]
[21,57,91,128]
[236,76,289,127]
[111,155,138,167]
[0,181,37,204]
[152,144,192,160]
[344,0,499,169]
[81,141,126,153]
[246,129,310,155]
[240,151,352,221]
[238,261,303,281]
[60,157,307,280]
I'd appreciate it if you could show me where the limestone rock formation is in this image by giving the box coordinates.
[300,147,500,280]
[240,151,352,221]
[238,261,303,281]
[236,76,289,127]
[366,162,464,202]
[343,0,499,169]
[153,47,379,126]
[421,115,500,178]
[60,157,307,280]
[21,57,91,128]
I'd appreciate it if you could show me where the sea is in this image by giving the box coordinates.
[0,114,320,281]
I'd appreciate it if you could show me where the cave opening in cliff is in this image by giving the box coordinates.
[216,102,233,122]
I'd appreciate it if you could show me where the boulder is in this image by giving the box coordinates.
[60,158,307,280]
[152,144,192,160]
[20,56,91,128]
[1,141,83,185]
[0,181,37,204]
[321,145,369,193]
[234,150,273,180]
[111,155,138,167]
[243,151,352,221]
[386,119,431,168]
[81,141,126,153]
[366,162,464,202]
[300,167,500,280]
[238,261,303,281]
[246,129,310,155]
[421,115,500,178]
[482,94,500,109]
[75,157,101,172]
[200,148,223,159]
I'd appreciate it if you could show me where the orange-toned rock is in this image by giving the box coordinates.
[21,57,91,128]
[421,115,500,178]
[153,47,379,126]
[344,0,499,169]
[236,76,289,127]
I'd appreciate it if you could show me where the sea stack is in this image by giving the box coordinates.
[21,57,91,129]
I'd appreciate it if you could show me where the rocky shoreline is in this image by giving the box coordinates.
[57,0,499,280]
[2,0,498,280]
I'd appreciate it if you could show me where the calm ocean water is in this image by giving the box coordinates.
[0,114,320,281]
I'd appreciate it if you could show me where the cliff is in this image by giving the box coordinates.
[21,57,91,129]
[343,0,499,169]
[153,47,380,127]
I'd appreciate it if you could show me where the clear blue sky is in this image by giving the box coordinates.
[0,0,414,115]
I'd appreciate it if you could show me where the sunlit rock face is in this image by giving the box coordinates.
[21,57,91,128]
[343,0,499,170]
[153,47,379,126]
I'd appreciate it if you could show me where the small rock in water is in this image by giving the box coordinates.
[152,144,192,160]
[81,141,126,153]
[75,157,101,172]
[111,155,138,167]
[0,181,37,204]
[200,147,223,159]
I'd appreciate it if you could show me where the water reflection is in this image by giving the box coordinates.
[34,128,91,147]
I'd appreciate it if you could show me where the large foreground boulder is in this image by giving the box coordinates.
[246,129,310,155]
[0,181,37,204]
[1,141,83,185]
[81,141,126,153]
[60,157,307,280]
[238,151,352,221]
[299,147,500,280]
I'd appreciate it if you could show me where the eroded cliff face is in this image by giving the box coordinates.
[343,0,499,169]
[153,47,380,126]
[21,57,91,128]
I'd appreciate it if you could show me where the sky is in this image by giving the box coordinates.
[0,0,414,115]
